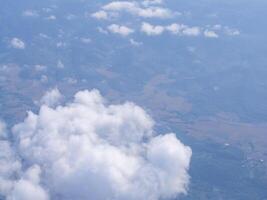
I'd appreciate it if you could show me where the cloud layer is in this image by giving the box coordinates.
[1,89,192,200]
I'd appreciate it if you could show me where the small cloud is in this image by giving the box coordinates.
[141,22,201,37]
[34,65,47,72]
[65,14,76,20]
[107,24,134,36]
[45,15,56,20]
[204,30,218,38]
[0,64,9,72]
[65,77,77,84]
[40,75,48,83]
[165,23,186,34]
[142,0,163,6]
[212,24,222,30]
[80,37,91,44]
[57,60,64,69]
[42,7,53,13]
[97,27,109,34]
[138,7,172,18]
[102,1,173,19]
[39,33,49,39]
[224,27,240,36]
[91,10,108,20]
[182,26,201,36]
[39,88,63,107]
[141,22,164,35]
[10,38,25,49]
[56,42,67,48]
[130,38,143,46]
[187,46,196,53]
[22,10,39,17]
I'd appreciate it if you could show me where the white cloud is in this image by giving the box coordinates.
[224,27,240,36]
[209,25,240,36]
[141,22,165,35]
[166,23,201,36]
[138,7,171,18]
[165,23,186,34]
[22,10,39,17]
[102,1,172,18]
[212,24,222,30]
[39,87,63,107]
[130,38,143,46]
[103,1,137,12]
[57,60,64,69]
[0,89,192,200]
[56,42,67,48]
[10,38,25,49]
[142,0,163,6]
[40,75,48,83]
[35,65,47,72]
[39,33,49,39]
[45,15,56,20]
[65,77,77,84]
[91,10,108,20]
[8,166,49,200]
[66,14,76,20]
[80,37,91,44]
[141,22,201,37]
[204,30,218,38]
[97,27,109,34]
[182,26,201,36]
[42,7,53,13]
[0,121,21,197]
[107,24,134,36]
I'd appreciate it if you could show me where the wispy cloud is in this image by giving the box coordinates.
[130,38,143,46]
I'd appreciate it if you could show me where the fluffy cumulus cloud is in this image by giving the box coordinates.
[8,166,49,200]
[0,89,192,200]
[107,24,134,36]
[141,22,165,35]
[39,87,63,107]
[10,38,25,49]
[92,1,173,19]
[0,121,22,198]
